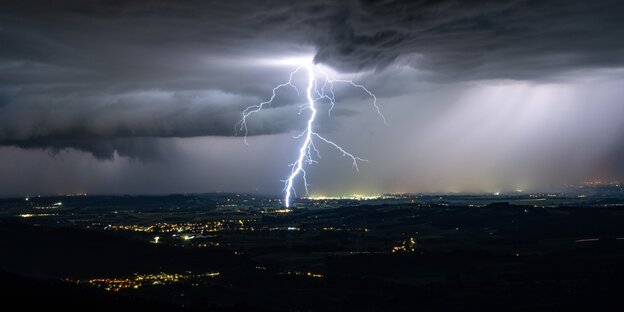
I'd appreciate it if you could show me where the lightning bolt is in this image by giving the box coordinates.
[237,63,386,207]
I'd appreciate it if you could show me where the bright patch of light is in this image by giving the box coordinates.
[252,55,314,67]
[305,194,383,200]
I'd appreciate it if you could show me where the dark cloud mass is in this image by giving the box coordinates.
[0,0,623,194]
[311,1,624,75]
[1,0,624,155]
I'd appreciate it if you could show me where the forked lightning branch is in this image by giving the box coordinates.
[237,63,387,208]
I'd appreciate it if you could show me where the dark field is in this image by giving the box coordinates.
[1,189,624,311]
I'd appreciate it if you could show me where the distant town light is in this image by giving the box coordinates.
[305,194,382,201]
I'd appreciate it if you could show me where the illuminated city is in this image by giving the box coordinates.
[69,272,221,292]
[3,185,624,309]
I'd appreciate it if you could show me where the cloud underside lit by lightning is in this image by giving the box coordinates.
[237,63,386,208]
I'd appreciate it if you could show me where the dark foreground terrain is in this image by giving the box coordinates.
[1,191,624,311]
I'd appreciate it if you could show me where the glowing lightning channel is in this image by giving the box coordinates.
[237,63,386,208]
[283,64,317,207]
[236,66,303,145]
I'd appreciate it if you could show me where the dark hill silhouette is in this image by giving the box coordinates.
[0,219,250,279]
[0,270,181,311]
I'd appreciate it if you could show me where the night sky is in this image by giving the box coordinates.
[1,0,623,196]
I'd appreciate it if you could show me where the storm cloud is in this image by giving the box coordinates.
[0,0,623,195]
[2,0,624,158]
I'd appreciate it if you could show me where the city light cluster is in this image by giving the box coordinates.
[391,237,417,253]
[70,272,220,292]
[285,271,324,278]
[105,220,253,233]
[305,194,384,201]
